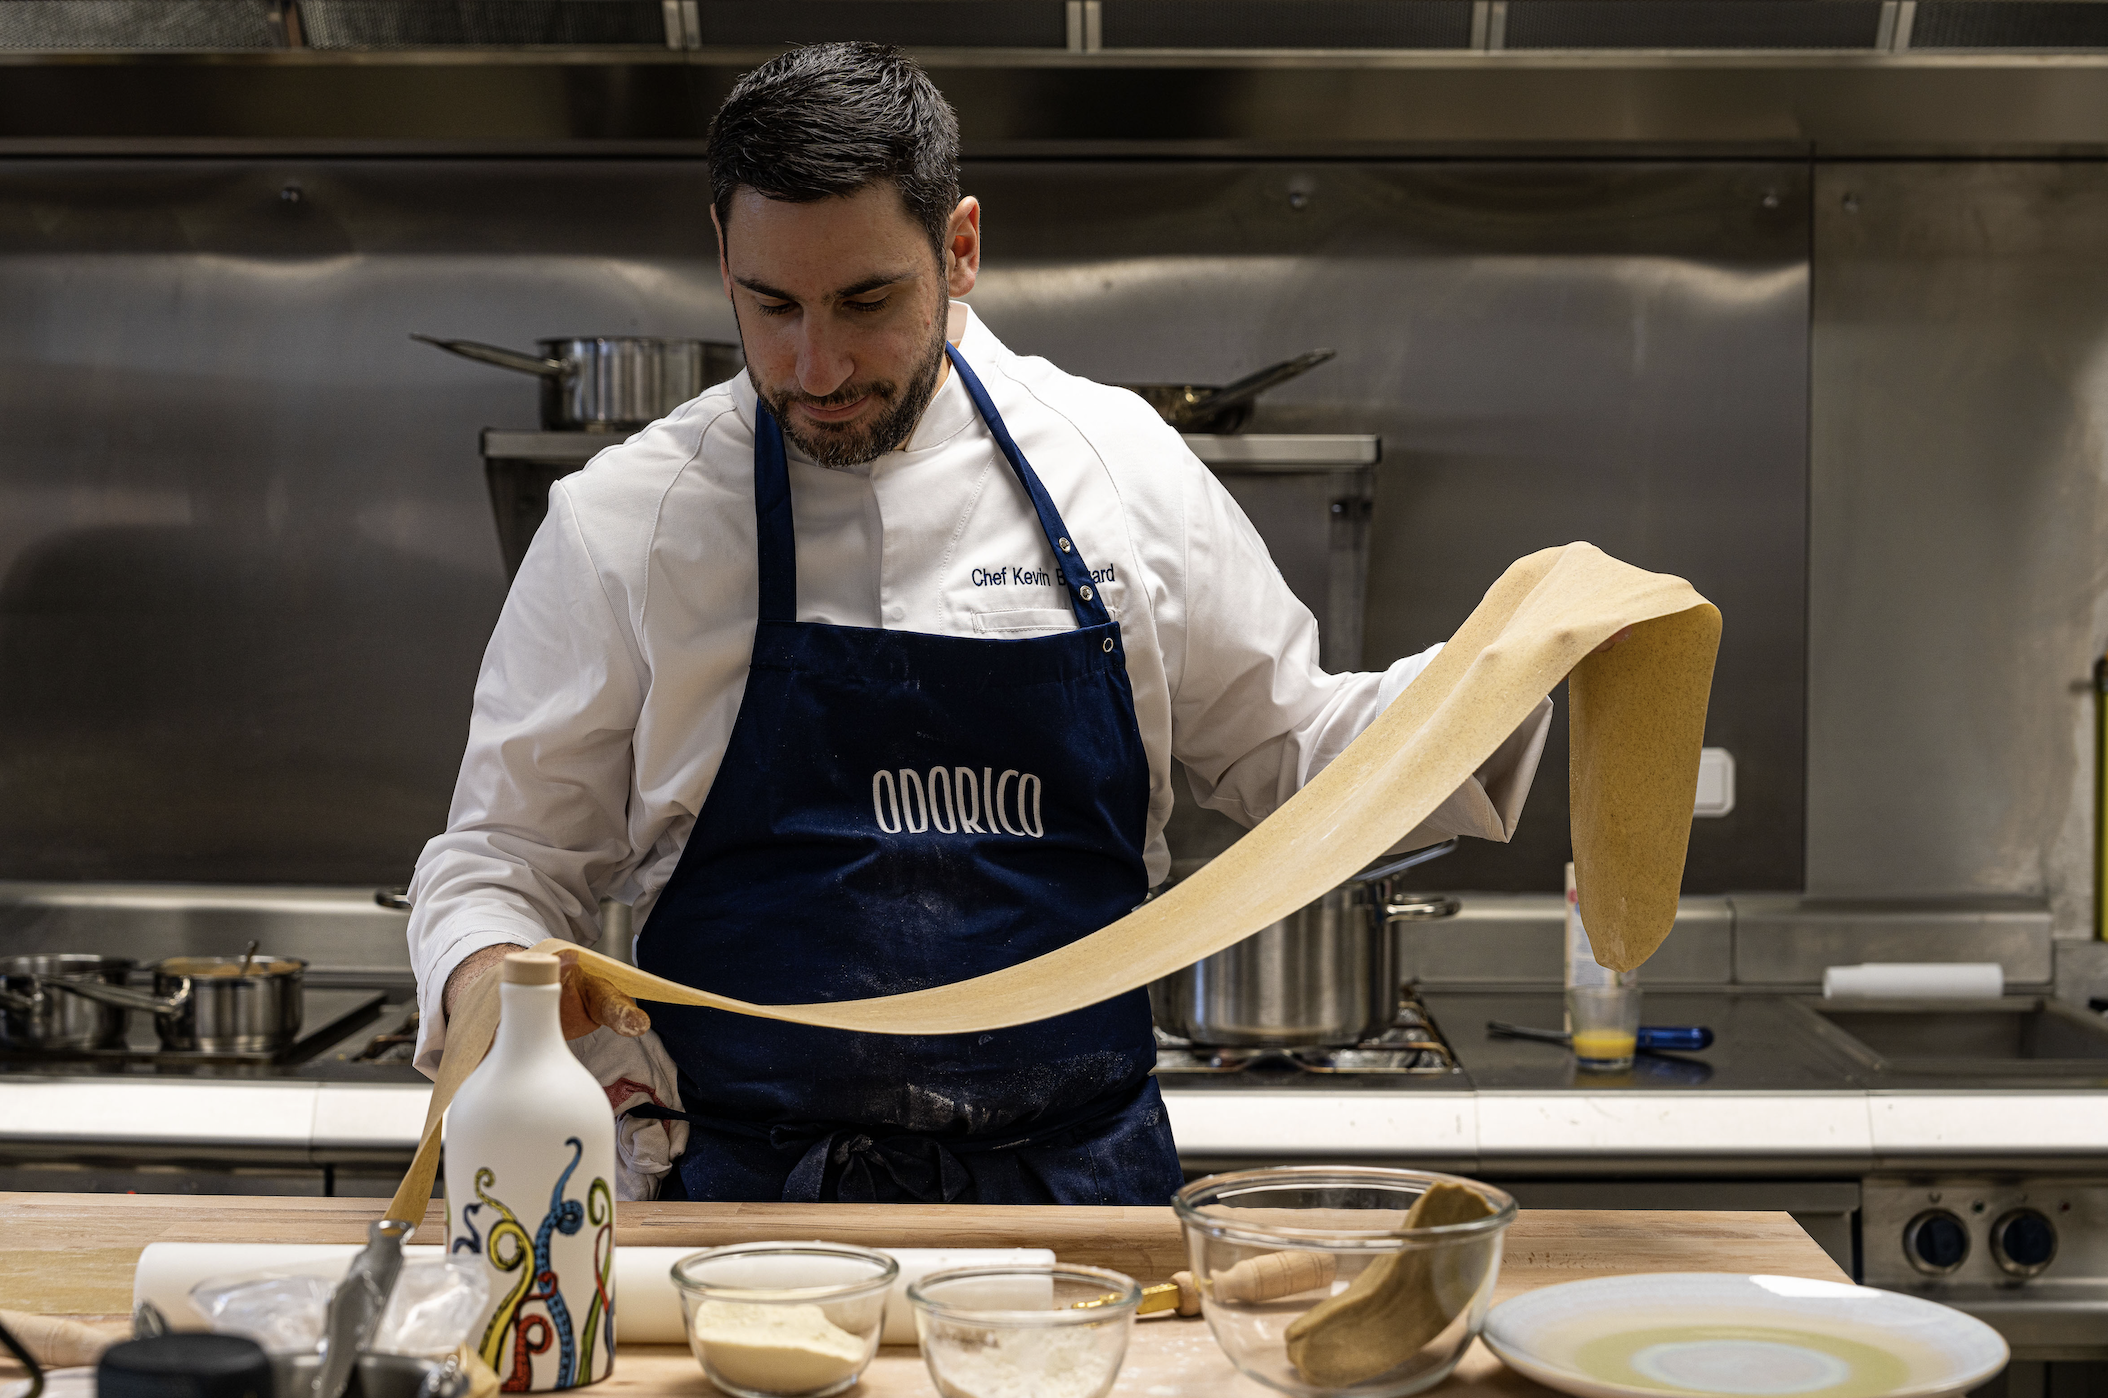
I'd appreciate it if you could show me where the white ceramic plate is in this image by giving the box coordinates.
[1483,1273,2008,1398]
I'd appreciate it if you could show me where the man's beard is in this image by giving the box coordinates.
[752,321,949,469]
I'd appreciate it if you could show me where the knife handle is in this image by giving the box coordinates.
[1635,1026,1713,1051]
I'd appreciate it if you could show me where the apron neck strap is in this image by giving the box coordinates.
[754,403,798,625]
[749,345,1113,631]
[943,343,1111,630]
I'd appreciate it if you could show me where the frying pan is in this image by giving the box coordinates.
[1120,348,1337,434]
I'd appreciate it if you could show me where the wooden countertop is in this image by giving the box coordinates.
[0,1194,1849,1397]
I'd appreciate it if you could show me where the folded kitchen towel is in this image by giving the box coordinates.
[1822,963,2004,999]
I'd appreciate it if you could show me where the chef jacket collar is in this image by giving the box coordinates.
[725,300,991,476]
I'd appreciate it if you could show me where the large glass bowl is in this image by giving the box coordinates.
[669,1242,896,1398]
[907,1263,1141,1398]
[1173,1166,1517,1398]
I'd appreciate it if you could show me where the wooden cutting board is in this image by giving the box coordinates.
[0,1193,1848,1396]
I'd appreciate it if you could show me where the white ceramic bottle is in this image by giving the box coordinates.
[444,951,616,1391]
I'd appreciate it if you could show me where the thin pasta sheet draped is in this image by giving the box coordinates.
[388,542,1721,1222]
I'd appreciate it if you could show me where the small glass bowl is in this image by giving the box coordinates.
[1174,1166,1517,1398]
[669,1242,897,1398]
[907,1264,1141,1398]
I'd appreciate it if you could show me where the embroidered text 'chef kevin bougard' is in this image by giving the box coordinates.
[873,766,1043,838]
[970,563,1117,588]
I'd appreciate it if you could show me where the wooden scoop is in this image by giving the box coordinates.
[0,1310,125,1368]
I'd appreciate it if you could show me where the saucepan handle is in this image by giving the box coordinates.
[46,977,190,1015]
[1385,894,1462,922]
[410,334,566,379]
[1354,838,1457,885]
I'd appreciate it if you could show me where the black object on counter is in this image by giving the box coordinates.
[99,1335,272,1398]
[0,1311,46,1398]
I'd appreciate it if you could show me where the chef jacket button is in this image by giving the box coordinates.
[1058,537,1072,553]
[1102,638,1114,653]
[886,604,905,621]
[1079,585,1094,601]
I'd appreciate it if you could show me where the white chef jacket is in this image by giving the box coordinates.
[407,303,1552,1081]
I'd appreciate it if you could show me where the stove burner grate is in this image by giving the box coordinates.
[1153,991,1460,1074]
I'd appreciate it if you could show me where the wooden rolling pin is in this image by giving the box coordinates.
[1080,1250,1339,1318]
[0,1309,126,1367]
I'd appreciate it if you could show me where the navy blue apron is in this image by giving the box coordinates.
[632,344,1183,1206]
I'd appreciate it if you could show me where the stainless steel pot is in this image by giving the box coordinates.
[413,334,742,431]
[150,955,306,1054]
[0,954,139,1051]
[45,953,305,1054]
[1149,841,1462,1047]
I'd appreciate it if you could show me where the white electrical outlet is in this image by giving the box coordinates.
[1694,747,1735,817]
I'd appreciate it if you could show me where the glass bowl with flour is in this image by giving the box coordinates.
[907,1264,1141,1398]
[1173,1166,1517,1397]
[670,1243,897,1398]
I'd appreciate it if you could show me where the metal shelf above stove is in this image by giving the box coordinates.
[480,428,1381,472]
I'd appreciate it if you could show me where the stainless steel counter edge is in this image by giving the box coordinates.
[4,1079,2103,1169]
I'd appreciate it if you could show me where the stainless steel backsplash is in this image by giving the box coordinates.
[41,154,2104,909]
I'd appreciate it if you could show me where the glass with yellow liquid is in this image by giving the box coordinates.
[1567,986,1642,1072]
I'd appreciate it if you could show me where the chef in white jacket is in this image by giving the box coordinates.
[407,41,1553,1204]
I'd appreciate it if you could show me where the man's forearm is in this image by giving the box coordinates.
[443,942,519,1020]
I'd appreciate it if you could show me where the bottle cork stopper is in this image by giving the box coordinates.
[502,951,561,985]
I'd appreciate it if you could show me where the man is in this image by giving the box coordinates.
[408,42,1551,1205]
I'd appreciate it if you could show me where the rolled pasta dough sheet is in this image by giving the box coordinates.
[388,542,1720,1224]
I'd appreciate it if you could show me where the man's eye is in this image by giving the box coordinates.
[846,297,888,314]
[756,300,796,316]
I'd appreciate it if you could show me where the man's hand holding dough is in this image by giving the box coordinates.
[444,943,650,1040]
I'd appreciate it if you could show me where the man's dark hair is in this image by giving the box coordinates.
[707,42,962,257]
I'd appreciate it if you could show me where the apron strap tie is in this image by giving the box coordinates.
[782,1130,973,1205]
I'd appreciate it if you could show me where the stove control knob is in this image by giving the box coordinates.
[1991,1208,2056,1277]
[1905,1209,1970,1275]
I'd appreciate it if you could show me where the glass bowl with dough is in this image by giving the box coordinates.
[670,1242,897,1398]
[1173,1166,1516,1398]
[907,1263,1141,1398]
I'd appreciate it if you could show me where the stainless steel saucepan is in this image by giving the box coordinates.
[1149,839,1461,1047]
[0,954,140,1052]
[413,334,743,431]
[146,955,306,1054]
[0,953,305,1055]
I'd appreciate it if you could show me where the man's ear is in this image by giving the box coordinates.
[712,203,733,301]
[945,196,982,298]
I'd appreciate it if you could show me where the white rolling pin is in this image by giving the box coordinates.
[135,1242,1050,1347]
[1822,962,2003,999]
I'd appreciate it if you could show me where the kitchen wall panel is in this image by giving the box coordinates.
[1807,163,2108,937]
[0,161,732,883]
[960,162,1810,894]
[0,159,1808,891]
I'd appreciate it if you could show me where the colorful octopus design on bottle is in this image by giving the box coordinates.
[452,1138,615,1391]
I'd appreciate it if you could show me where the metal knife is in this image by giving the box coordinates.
[314,1218,415,1398]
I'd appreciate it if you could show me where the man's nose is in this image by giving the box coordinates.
[794,322,855,398]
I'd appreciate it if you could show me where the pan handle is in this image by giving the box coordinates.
[45,976,189,1016]
[410,334,566,379]
[1355,837,1457,885]
[0,985,37,1013]
[1184,348,1337,420]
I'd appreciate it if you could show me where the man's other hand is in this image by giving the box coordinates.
[441,943,651,1040]
[558,949,651,1039]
